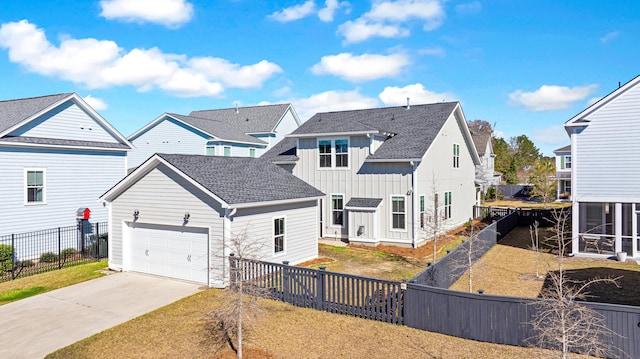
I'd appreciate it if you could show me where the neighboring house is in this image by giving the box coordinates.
[99,153,323,287]
[471,133,500,203]
[0,93,133,237]
[263,102,480,248]
[127,103,301,168]
[566,74,640,259]
[553,145,571,200]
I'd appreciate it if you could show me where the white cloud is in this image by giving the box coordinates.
[290,89,378,121]
[99,0,194,28]
[0,20,281,98]
[83,95,108,111]
[268,1,316,22]
[600,31,620,44]
[533,125,570,151]
[318,0,349,22]
[338,0,445,43]
[379,83,456,105]
[418,46,445,57]
[508,84,598,111]
[311,52,409,82]
[455,1,482,15]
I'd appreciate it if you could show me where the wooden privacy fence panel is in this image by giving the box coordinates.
[230,257,404,324]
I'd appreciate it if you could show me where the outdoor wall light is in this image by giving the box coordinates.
[184,212,190,221]
[133,209,139,220]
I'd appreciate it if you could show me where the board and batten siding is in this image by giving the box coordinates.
[574,83,640,200]
[8,100,119,144]
[416,112,477,243]
[232,201,318,265]
[0,147,126,235]
[128,118,209,168]
[348,210,377,241]
[293,136,413,244]
[107,164,225,277]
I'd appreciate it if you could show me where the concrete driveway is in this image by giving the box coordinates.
[0,272,203,358]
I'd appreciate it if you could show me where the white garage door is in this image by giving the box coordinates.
[127,223,209,284]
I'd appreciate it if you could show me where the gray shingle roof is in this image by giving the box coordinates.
[168,113,267,146]
[156,153,323,205]
[345,198,382,208]
[554,144,571,153]
[471,134,491,156]
[0,93,72,134]
[0,136,130,149]
[260,137,298,162]
[271,102,459,161]
[189,103,291,134]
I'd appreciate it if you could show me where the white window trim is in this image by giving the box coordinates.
[330,193,345,228]
[453,143,460,169]
[444,191,453,220]
[24,168,47,205]
[390,195,407,232]
[419,194,426,229]
[273,215,286,256]
[205,145,216,156]
[317,138,350,170]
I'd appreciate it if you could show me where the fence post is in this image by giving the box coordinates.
[317,266,326,311]
[283,261,290,302]
[95,222,100,259]
[11,234,15,280]
[58,227,62,269]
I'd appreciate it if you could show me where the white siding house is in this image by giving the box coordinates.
[471,133,500,203]
[263,102,480,247]
[566,74,640,259]
[100,153,323,287]
[128,104,301,168]
[0,93,133,237]
[553,145,571,200]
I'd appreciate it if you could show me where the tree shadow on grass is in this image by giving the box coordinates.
[538,268,640,306]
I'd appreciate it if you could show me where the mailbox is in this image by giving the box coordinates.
[76,208,91,220]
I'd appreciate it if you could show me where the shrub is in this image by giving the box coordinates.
[0,244,14,273]
[39,252,59,263]
[485,187,504,201]
[61,248,77,260]
[18,259,35,268]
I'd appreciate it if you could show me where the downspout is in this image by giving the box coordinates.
[570,129,580,255]
[223,207,237,287]
[411,161,418,248]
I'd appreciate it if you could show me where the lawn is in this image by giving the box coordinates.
[0,260,107,305]
[484,199,571,209]
[46,288,587,359]
[449,227,640,305]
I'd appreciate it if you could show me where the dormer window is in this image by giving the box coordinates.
[318,139,349,169]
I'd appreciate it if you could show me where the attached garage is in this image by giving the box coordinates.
[100,153,323,287]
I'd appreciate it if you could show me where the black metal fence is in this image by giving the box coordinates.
[411,211,519,288]
[230,256,404,324]
[0,222,108,282]
[474,205,567,227]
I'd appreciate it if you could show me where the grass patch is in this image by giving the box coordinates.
[0,260,107,305]
[485,199,571,209]
[327,246,346,252]
[46,288,576,359]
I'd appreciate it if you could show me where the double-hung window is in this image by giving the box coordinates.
[318,139,349,168]
[25,169,45,204]
[444,191,452,219]
[564,155,571,169]
[419,195,425,229]
[274,217,285,254]
[453,144,460,168]
[206,146,215,156]
[332,194,344,226]
[391,196,406,230]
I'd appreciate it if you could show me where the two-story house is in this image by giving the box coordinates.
[553,145,571,200]
[566,74,640,259]
[471,133,500,203]
[263,102,480,248]
[0,93,133,237]
[127,103,301,168]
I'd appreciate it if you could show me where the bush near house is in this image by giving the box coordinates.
[0,245,14,274]
[39,252,59,263]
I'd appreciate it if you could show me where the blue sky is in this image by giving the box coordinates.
[0,0,638,155]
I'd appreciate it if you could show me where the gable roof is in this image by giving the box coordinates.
[0,92,133,150]
[189,103,296,134]
[100,153,324,208]
[554,144,571,153]
[565,74,640,133]
[471,133,491,156]
[166,113,267,146]
[266,102,479,163]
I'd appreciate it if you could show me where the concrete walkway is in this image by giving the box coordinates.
[0,272,203,358]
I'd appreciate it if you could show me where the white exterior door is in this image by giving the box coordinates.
[127,223,209,284]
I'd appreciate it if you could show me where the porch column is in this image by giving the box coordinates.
[615,202,622,254]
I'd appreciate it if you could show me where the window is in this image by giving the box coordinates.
[420,195,425,229]
[444,191,452,219]
[274,217,285,253]
[206,146,215,156]
[319,140,332,167]
[391,196,406,230]
[453,144,460,168]
[331,194,344,226]
[318,139,349,168]
[565,155,571,169]
[25,169,45,204]
[249,148,256,158]
[224,146,231,156]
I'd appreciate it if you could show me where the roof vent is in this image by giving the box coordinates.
[235,102,239,114]
[406,97,410,110]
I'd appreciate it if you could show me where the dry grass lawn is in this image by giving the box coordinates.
[485,199,571,209]
[47,288,585,359]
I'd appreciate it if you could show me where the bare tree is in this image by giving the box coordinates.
[210,227,270,359]
[529,220,542,279]
[422,174,445,263]
[528,210,622,359]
